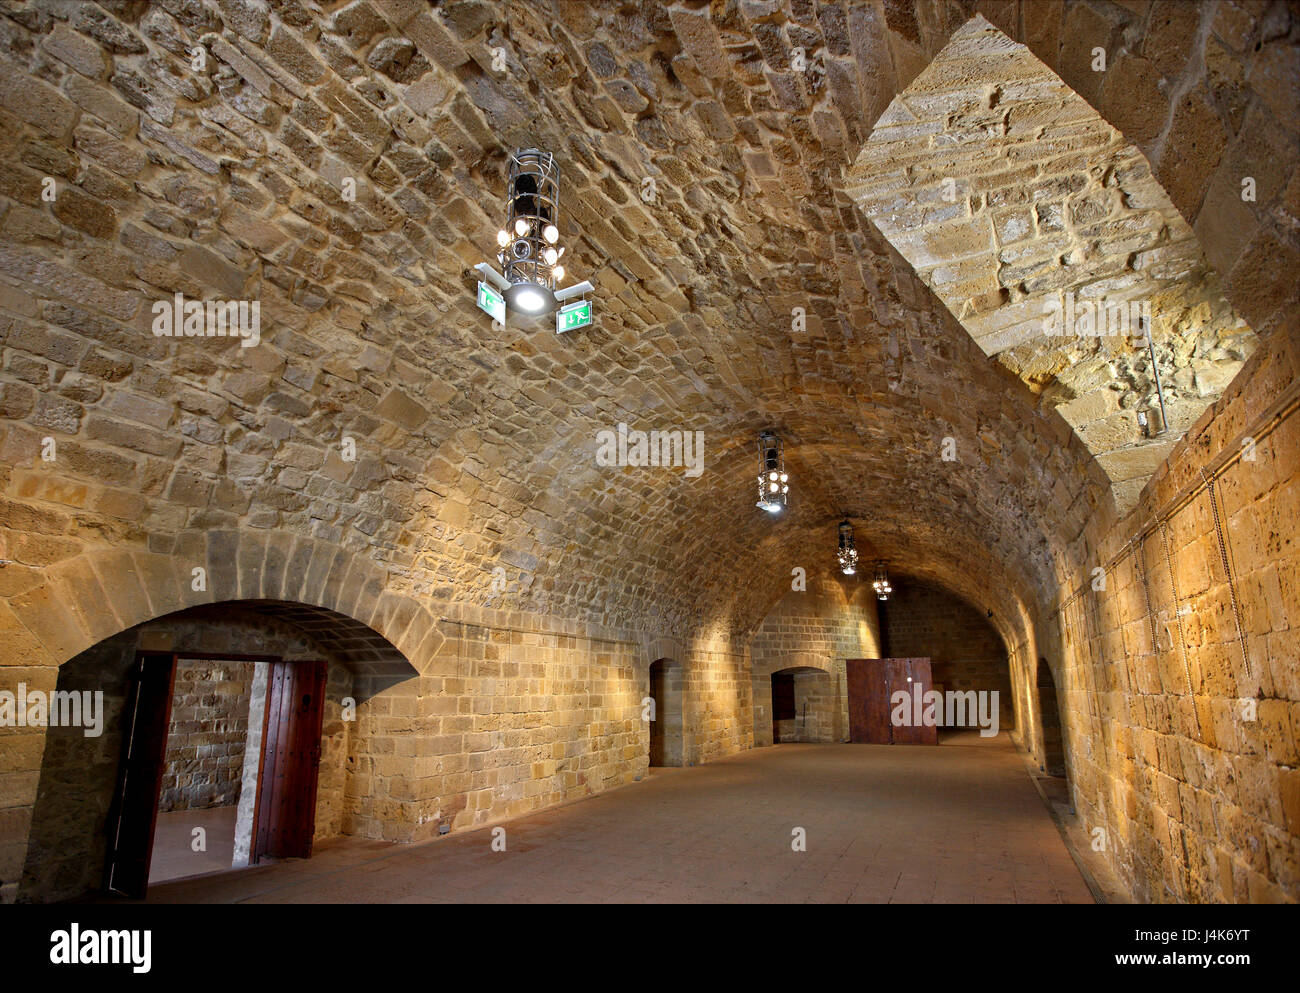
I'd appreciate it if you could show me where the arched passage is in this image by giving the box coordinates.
[768,665,838,744]
[14,595,418,903]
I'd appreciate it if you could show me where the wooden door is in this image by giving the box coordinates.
[253,661,327,861]
[104,652,177,898]
[846,658,937,745]
[889,658,937,745]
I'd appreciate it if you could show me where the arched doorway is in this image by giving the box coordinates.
[647,658,683,767]
[17,599,416,903]
[1037,658,1067,778]
[769,666,836,744]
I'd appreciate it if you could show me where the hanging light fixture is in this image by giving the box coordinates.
[755,431,789,514]
[474,148,593,323]
[872,561,893,600]
[836,520,858,575]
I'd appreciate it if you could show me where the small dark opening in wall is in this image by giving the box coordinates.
[772,672,796,721]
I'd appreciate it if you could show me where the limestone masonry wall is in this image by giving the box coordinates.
[158,657,253,813]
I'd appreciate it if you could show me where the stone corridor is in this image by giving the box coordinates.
[0,0,1296,912]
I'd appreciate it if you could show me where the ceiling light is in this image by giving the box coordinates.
[872,561,892,601]
[511,286,547,313]
[474,149,594,328]
[837,519,859,577]
[755,431,788,513]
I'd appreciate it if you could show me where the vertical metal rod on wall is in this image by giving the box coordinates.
[1144,314,1169,435]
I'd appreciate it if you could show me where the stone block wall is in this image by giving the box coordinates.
[881,579,1015,732]
[1044,333,1300,903]
[340,607,651,844]
[158,657,253,812]
[848,16,1258,512]
[683,644,754,765]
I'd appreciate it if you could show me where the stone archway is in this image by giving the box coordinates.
[752,653,842,747]
[13,594,419,903]
[0,529,429,903]
[769,664,839,744]
[3,529,442,671]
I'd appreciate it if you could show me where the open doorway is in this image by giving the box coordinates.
[648,658,683,767]
[148,655,257,886]
[104,652,327,898]
[768,665,838,743]
[1036,657,1067,777]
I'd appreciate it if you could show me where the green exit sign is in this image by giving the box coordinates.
[557,299,593,333]
[477,281,505,323]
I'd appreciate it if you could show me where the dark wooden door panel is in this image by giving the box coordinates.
[105,652,177,898]
[846,658,937,745]
[254,661,326,861]
[889,658,938,745]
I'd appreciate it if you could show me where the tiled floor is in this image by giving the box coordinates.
[145,733,1094,903]
[149,805,239,884]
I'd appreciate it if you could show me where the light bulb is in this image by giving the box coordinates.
[782,485,788,493]
[543,248,558,265]
[496,229,509,247]
[779,473,788,482]
[556,246,565,258]
[514,218,529,236]
[769,482,778,492]
[769,471,777,481]
[552,265,564,281]
[543,224,559,244]
[514,287,545,312]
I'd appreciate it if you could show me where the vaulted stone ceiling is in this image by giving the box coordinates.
[0,0,1289,642]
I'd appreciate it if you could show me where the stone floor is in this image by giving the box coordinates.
[149,805,239,884]
[143,733,1094,904]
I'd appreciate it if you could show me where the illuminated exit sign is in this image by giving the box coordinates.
[557,299,592,333]
[477,281,505,323]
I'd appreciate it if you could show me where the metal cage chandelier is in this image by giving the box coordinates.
[474,148,593,323]
[756,432,789,513]
[837,520,858,575]
[872,561,893,600]
[499,149,560,314]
